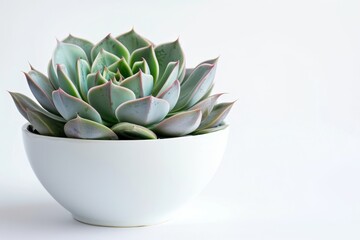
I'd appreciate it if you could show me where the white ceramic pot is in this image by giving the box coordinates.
[22,124,229,227]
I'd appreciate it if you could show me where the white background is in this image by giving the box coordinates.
[1,0,360,239]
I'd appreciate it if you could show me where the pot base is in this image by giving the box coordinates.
[72,215,167,228]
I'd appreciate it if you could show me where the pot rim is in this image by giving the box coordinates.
[22,123,229,143]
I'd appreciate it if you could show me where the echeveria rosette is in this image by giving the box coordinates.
[9,29,234,140]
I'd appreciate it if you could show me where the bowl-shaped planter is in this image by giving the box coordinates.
[23,124,229,227]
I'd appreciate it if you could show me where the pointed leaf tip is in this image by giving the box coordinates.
[198,101,235,130]
[116,29,152,54]
[91,35,129,62]
[24,69,59,115]
[9,92,65,122]
[28,62,35,70]
[155,40,185,82]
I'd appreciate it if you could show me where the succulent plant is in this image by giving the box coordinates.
[10,29,234,140]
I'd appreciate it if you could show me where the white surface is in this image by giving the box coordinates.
[0,0,359,239]
[23,124,228,226]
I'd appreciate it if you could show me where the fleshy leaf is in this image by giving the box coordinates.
[115,96,169,126]
[108,58,133,78]
[178,66,186,82]
[91,34,130,62]
[152,61,179,96]
[27,110,65,137]
[52,89,102,123]
[180,68,194,84]
[200,83,214,101]
[52,41,88,86]
[189,93,223,119]
[116,29,152,53]
[173,63,216,111]
[155,39,185,80]
[91,49,120,73]
[193,122,228,135]
[198,102,235,130]
[88,81,136,123]
[111,122,157,140]
[131,58,151,75]
[56,64,81,98]
[151,109,202,137]
[157,80,180,111]
[120,71,153,98]
[101,67,116,80]
[86,71,108,90]
[76,59,91,101]
[24,69,58,114]
[64,116,118,140]
[9,92,65,122]
[130,45,159,82]
[63,34,94,63]
[48,60,59,88]
[202,57,219,65]
[181,58,218,84]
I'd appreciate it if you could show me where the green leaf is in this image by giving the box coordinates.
[26,110,65,137]
[200,83,214,101]
[108,58,133,78]
[193,123,228,135]
[111,122,157,140]
[152,61,179,96]
[91,49,120,73]
[9,92,65,122]
[48,60,59,88]
[120,71,153,98]
[173,63,216,111]
[198,57,219,66]
[91,34,130,62]
[56,64,82,98]
[181,58,219,84]
[52,41,88,86]
[64,116,118,140]
[178,66,186,82]
[76,59,91,101]
[101,67,117,80]
[155,39,185,80]
[189,93,223,120]
[88,81,136,123]
[151,109,202,137]
[63,34,94,63]
[24,69,58,115]
[130,45,159,82]
[116,29,152,53]
[115,96,169,126]
[198,102,235,130]
[180,68,193,84]
[86,71,108,90]
[52,89,102,123]
[157,80,180,111]
[131,58,151,75]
